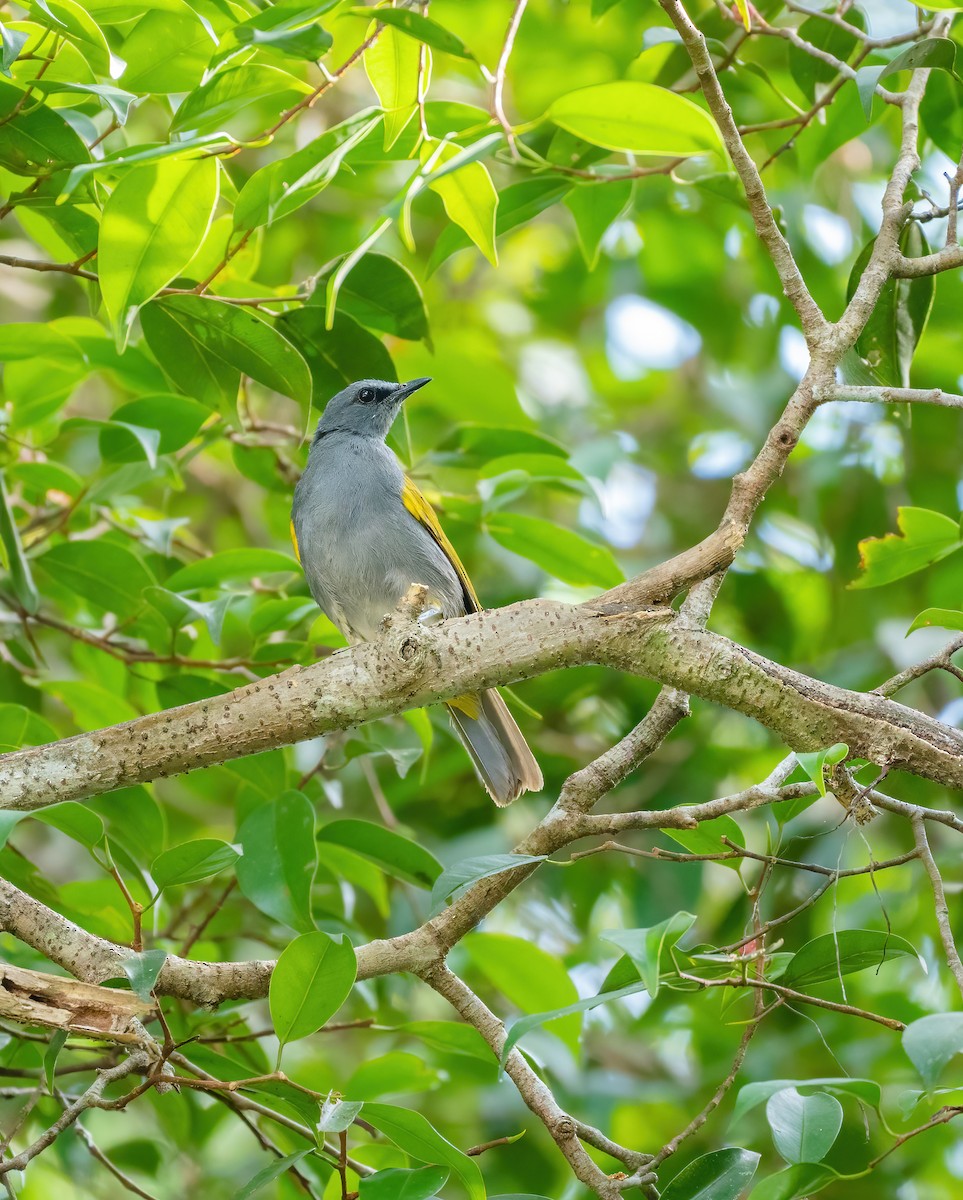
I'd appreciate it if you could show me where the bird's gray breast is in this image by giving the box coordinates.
[292,434,464,641]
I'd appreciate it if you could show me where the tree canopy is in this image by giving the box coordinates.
[2,0,963,1198]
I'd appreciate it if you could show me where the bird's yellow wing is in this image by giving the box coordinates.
[289,520,300,562]
[401,474,479,613]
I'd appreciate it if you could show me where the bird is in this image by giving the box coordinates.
[290,376,543,806]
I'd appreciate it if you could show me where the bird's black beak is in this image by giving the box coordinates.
[394,376,431,403]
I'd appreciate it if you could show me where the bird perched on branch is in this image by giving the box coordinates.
[290,377,543,806]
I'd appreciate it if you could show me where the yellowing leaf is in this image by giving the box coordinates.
[850,506,962,589]
[422,140,497,266]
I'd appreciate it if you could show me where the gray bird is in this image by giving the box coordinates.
[290,377,543,806]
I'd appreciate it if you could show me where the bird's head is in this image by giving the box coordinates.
[313,377,432,442]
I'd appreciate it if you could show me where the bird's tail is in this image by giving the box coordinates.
[446,690,543,806]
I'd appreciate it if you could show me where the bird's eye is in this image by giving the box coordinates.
[358,387,374,403]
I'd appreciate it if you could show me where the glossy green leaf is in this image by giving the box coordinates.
[34,80,139,124]
[279,307,395,405]
[122,949,168,1001]
[464,932,581,1053]
[36,540,155,617]
[237,791,317,933]
[362,1104,484,1200]
[142,296,311,410]
[486,512,623,588]
[313,253,429,341]
[547,82,725,158]
[34,802,105,849]
[430,853,546,915]
[732,1077,881,1125]
[847,222,935,388]
[316,819,442,888]
[121,9,218,93]
[104,394,208,458]
[234,111,380,231]
[851,507,962,589]
[659,1147,760,1200]
[564,179,633,268]
[269,929,357,1050]
[166,548,299,592]
[397,1020,494,1063]
[98,157,219,342]
[794,743,848,798]
[789,12,863,102]
[0,24,28,76]
[28,0,116,77]
[749,1163,840,1200]
[347,1051,439,1099]
[152,839,239,889]
[359,1166,450,1200]
[0,705,57,755]
[903,1013,963,1088]
[43,1028,68,1095]
[351,7,473,59]
[317,1094,364,1133]
[365,21,421,150]
[781,930,919,989]
[766,1088,842,1164]
[0,77,90,175]
[172,65,312,137]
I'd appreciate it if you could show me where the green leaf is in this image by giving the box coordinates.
[140,301,240,411]
[850,507,962,589]
[794,743,848,798]
[464,932,581,1054]
[312,253,429,342]
[732,1078,881,1125]
[659,1147,760,1200]
[234,111,380,231]
[122,949,168,1001]
[397,1020,494,1063]
[34,802,105,850]
[317,820,441,888]
[98,157,219,342]
[119,9,217,91]
[269,930,357,1052]
[352,7,473,59]
[907,607,963,635]
[430,854,546,916]
[33,80,139,125]
[766,1088,842,1165]
[423,140,498,266]
[662,815,745,868]
[781,930,920,989]
[237,791,317,933]
[28,0,116,77]
[547,82,724,158]
[0,78,90,175]
[36,541,155,618]
[845,222,934,388]
[166,548,299,592]
[745,1163,839,1200]
[486,512,623,589]
[908,0,963,11]
[0,24,28,76]
[234,1150,313,1200]
[362,1104,484,1200]
[903,1013,963,1088]
[172,65,312,137]
[0,469,39,614]
[60,134,230,201]
[278,308,395,405]
[152,839,239,889]
[104,394,209,457]
[359,1166,450,1200]
[347,1051,439,1099]
[601,912,695,999]
[365,21,421,150]
[0,704,57,755]
[856,39,960,119]
[428,178,570,273]
[317,1094,364,1133]
[564,179,633,268]
[789,11,863,102]
[142,297,312,411]
[43,1029,68,1094]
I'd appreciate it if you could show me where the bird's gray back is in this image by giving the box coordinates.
[293,433,464,641]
